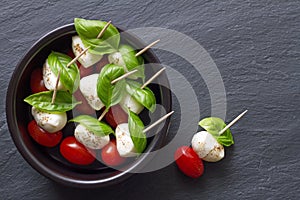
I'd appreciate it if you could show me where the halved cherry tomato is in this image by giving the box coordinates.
[73,89,95,115]
[30,68,48,93]
[94,55,109,73]
[174,146,204,178]
[105,105,128,129]
[60,136,96,165]
[101,139,125,166]
[27,120,62,147]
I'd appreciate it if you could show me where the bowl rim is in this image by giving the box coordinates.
[6,23,172,187]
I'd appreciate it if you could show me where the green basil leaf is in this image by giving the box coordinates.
[24,91,81,113]
[199,117,234,147]
[128,110,147,153]
[47,51,80,93]
[74,18,120,55]
[126,80,156,112]
[217,129,234,147]
[119,44,145,80]
[199,117,225,136]
[69,115,114,137]
[97,64,125,109]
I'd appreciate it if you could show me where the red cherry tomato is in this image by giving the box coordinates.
[101,139,125,166]
[73,89,95,115]
[79,66,94,78]
[27,120,62,147]
[67,49,76,58]
[30,68,48,93]
[174,146,204,178]
[60,136,96,165]
[105,105,128,129]
[94,55,109,73]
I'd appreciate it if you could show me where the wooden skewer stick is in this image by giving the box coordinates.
[111,69,138,84]
[67,46,90,67]
[51,70,61,104]
[135,39,160,57]
[98,109,108,121]
[143,111,174,133]
[219,110,248,135]
[141,67,166,89]
[97,20,112,39]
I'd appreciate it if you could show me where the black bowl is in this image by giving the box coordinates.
[6,23,172,187]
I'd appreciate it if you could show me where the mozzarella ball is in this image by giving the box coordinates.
[74,124,110,149]
[31,107,67,133]
[80,74,104,110]
[108,52,139,79]
[120,93,144,114]
[108,52,127,69]
[115,123,137,157]
[191,131,224,162]
[43,59,65,91]
[72,35,102,68]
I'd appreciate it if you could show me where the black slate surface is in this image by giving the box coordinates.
[1,0,299,199]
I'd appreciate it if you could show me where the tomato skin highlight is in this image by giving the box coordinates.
[105,105,128,129]
[174,146,204,178]
[60,136,96,165]
[27,120,62,147]
[101,139,125,166]
[30,68,48,93]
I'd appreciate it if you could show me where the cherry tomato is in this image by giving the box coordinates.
[94,55,109,73]
[105,105,128,129]
[60,136,96,165]
[101,139,125,166]
[174,146,204,178]
[27,120,62,147]
[73,89,95,115]
[79,65,94,77]
[30,68,48,93]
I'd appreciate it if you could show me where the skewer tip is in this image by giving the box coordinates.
[219,109,248,134]
[135,39,160,57]
[143,110,174,133]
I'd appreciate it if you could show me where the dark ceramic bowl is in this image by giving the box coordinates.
[6,23,172,187]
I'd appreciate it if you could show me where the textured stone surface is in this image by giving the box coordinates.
[1,0,300,199]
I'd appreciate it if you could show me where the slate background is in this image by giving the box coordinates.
[1,0,299,199]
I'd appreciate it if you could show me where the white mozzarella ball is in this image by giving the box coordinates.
[108,52,140,79]
[31,107,67,133]
[72,35,102,68]
[108,52,127,69]
[42,60,65,91]
[115,123,137,157]
[120,93,144,114]
[191,131,225,162]
[80,74,104,111]
[74,124,110,149]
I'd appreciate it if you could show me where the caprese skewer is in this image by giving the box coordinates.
[175,110,248,178]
